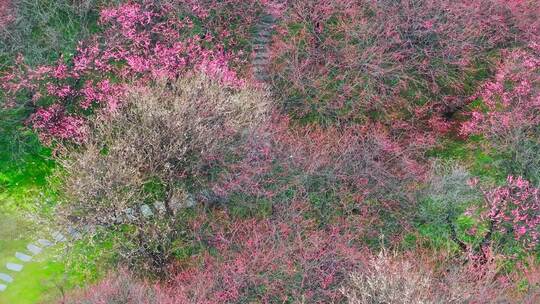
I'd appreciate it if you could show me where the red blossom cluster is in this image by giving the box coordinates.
[61,210,366,302]
[268,0,519,125]
[0,0,13,29]
[158,211,366,303]
[461,46,540,137]
[27,104,87,144]
[1,1,269,144]
[212,114,427,206]
[486,176,540,251]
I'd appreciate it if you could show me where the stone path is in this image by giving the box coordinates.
[0,233,54,292]
[251,6,281,82]
[0,202,164,293]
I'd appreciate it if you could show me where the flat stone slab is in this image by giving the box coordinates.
[27,244,42,255]
[52,231,67,242]
[0,273,13,283]
[253,58,269,66]
[6,263,23,272]
[124,208,137,221]
[254,54,270,61]
[67,227,82,239]
[258,30,272,38]
[15,252,32,262]
[254,36,270,43]
[37,239,53,247]
[140,204,153,218]
[0,283,6,292]
[261,15,277,24]
[153,201,166,214]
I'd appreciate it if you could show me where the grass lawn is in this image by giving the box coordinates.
[0,212,64,304]
[0,106,72,303]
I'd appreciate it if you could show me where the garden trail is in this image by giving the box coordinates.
[252,13,276,82]
[0,201,166,295]
[251,1,284,82]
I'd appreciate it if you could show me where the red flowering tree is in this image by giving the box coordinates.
[485,176,540,252]
[269,0,520,125]
[1,1,267,144]
[460,45,540,184]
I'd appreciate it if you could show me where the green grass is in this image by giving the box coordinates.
[0,250,66,304]
[0,0,106,68]
[0,105,56,214]
[0,95,84,304]
[426,136,505,184]
[0,211,64,304]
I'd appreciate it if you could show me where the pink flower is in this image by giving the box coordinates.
[467,177,479,188]
[422,20,434,29]
[52,63,69,79]
[516,226,527,237]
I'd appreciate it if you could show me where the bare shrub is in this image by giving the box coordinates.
[341,248,538,304]
[55,74,269,274]
[57,74,269,224]
[341,250,440,304]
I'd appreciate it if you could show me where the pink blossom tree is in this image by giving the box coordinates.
[1,1,268,144]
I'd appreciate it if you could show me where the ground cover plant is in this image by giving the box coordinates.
[1,0,540,303]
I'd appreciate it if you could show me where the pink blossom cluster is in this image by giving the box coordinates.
[0,0,13,28]
[160,212,366,303]
[486,176,540,250]
[28,104,87,144]
[1,1,269,144]
[268,0,519,127]
[461,47,540,137]
[213,114,426,204]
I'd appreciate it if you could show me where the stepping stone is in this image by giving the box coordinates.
[254,36,270,43]
[27,243,42,255]
[140,204,153,218]
[259,31,272,38]
[256,22,274,30]
[0,284,6,292]
[52,231,67,242]
[15,252,32,262]
[253,48,268,54]
[110,214,122,224]
[0,273,13,283]
[67,227,82,239]
[261,15,276,24]
[124,208,137,221]
[258,17,275,24]
[6,263,23,272]
[37,239,53,247]
[153,201,167,215]
[254,46,269,52]
[184,194,196,208]
[253,59,268,66]
[254,53,269,60]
